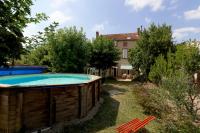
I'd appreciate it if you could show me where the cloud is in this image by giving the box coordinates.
[92,21,109,32]
[23,23,39,37]
[124,0,164,11]
[49,11,72,24]
[145,17,151,24]
[170,0,178,5]
[167,0,178,10]
[50,0,76,8]
[92,24,105,32]
[184,6,200,20]
[173,27,200,40]
[167,5,178,10]
[172,13,181,19]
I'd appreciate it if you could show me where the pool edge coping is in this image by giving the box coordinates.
[0,73,101,89]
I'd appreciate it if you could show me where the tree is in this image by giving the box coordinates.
[148,42,200,120]
[128,47,143,75]
[24,22,59,50]
[148,52,176,84]
[48,27,90,73]
[175,44,200,75]
[0,0,47,67]
[19,26,90,73]
[148,55,168,84]
[149,44,200,83]
[89,36,120,75]
[129,23,174,80]
[18,23,58,67]
[19,45,50,66]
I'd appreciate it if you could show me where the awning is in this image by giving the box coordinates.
[120,64,133,70]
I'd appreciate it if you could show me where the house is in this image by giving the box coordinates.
[96,31,139,79]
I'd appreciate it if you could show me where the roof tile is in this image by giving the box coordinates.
[102,33,139,41]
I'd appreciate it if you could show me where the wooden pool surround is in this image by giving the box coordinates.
[0,75,101,133]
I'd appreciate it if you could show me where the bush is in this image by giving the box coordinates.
[149,52,175,84]
[136,87,173,119]
[163,120,200,133]
[148,55,167,84]
[135,86,200,133]
[161,70,200,121]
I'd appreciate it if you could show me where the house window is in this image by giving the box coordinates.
[122,49,128,59]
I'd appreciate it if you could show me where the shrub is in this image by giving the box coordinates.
[163,120,200,133]
[148,55,167,84]
[149,52,176,84]
[136,87,173,119]
[161,70,200,121]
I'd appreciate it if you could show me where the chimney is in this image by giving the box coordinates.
[137,25,143,34]
[96,31,99,38]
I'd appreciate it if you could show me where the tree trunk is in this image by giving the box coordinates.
[12,58,15,66]
[145,68,150,81]
[98,69,101,76]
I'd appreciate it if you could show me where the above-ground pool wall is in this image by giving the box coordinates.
[0,79,101,133]
[0,91,9,132]
[80,80,101,118]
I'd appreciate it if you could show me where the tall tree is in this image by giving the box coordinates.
[18,23,58,67]
[148,44,200,83]
[89,36,120,75]
[48,27,90,73]
[0,0,47,67]
[175,44,200,75]
[24,22,59,51]
[129,23,174,80]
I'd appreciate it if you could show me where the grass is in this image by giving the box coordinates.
[62,80,161,133]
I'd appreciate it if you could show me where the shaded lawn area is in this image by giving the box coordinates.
[63,80,161,133]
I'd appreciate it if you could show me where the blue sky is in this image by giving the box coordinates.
[24,0,200,42]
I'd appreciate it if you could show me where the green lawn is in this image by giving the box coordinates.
[63,80,161,133]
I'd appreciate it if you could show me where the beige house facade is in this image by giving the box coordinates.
[96,32,139,79]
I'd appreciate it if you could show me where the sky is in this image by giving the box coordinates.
[24,0,200,42]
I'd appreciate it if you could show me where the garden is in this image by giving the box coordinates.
[1,0,200,133]
[62,80,161,133]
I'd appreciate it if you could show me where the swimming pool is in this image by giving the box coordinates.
[0,74,92,86]
[0,74,101,132]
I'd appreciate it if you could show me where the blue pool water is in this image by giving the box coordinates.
[0,74,91,86]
